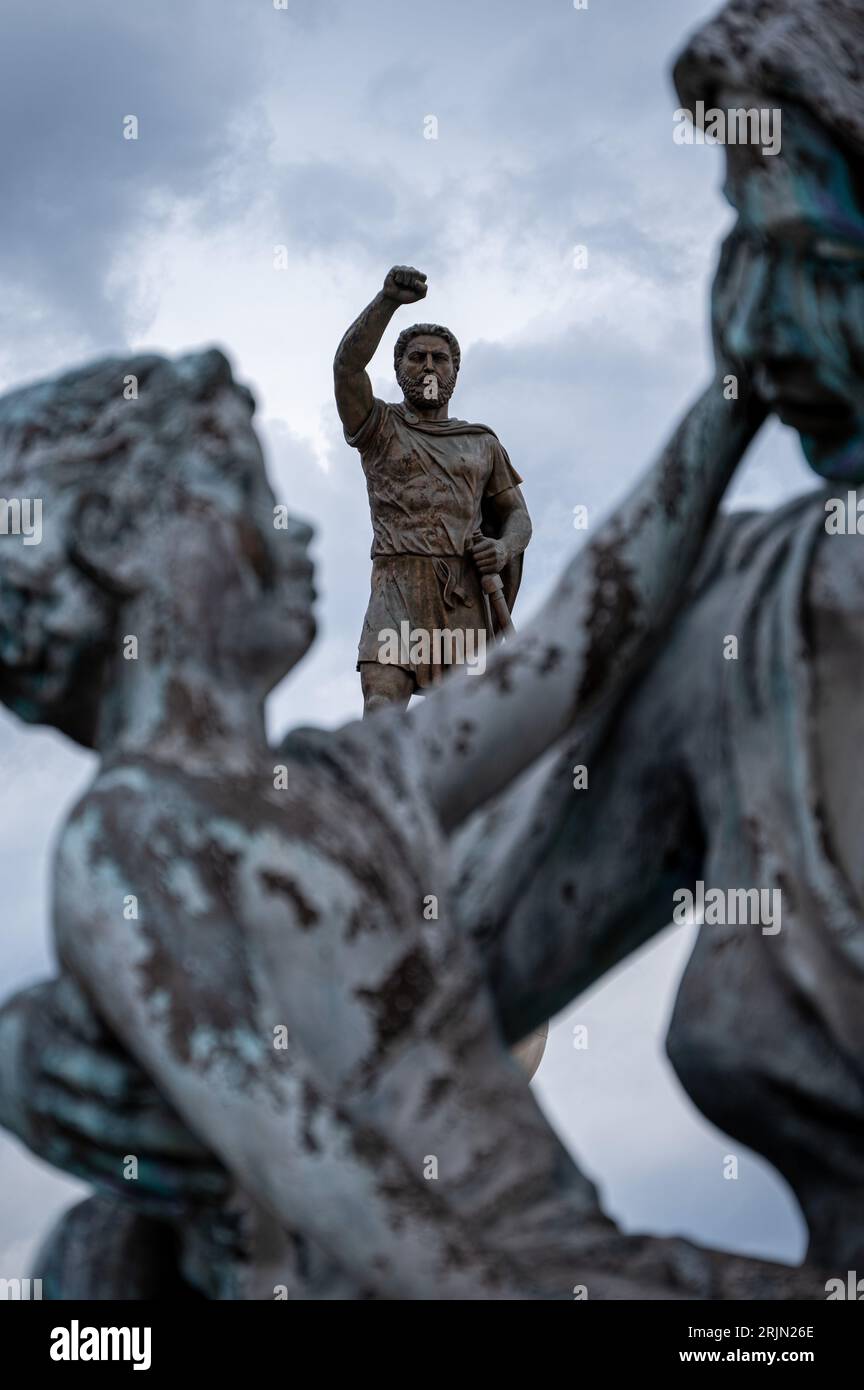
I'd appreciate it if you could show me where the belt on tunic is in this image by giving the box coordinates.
[371,552,472,609]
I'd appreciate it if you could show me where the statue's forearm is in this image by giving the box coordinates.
[334,291,398,375]
[499,506,531,560]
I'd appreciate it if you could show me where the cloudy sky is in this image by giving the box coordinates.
[1,0,819,1280]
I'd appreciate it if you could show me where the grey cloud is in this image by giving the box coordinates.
[0,0,727,363]
[271,162,399,256]
[0,0,273,349]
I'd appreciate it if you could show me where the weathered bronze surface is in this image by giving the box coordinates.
[334,266,531,713]
[2,0,862,1300]
[0,339,807,1298]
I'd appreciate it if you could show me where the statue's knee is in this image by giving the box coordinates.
[363,692,400,717]
[360,665,412,714]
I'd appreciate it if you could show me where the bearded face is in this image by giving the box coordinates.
[396,334,458,409]
[712,92,864,483]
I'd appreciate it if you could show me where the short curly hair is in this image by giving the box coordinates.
[394,323,461,374]
[0,347,256,491]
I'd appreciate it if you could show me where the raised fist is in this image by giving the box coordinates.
[382,265,428,305]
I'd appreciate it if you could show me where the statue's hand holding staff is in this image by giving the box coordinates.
[471,535,509,575]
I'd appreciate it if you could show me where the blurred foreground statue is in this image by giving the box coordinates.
[0,340,824,1298]
[1,0,862,1299]
[456,0,864,1276]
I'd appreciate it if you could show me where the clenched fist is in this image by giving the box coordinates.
[382,265,428,305]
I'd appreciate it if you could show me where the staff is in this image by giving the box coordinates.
[472,529,515,638]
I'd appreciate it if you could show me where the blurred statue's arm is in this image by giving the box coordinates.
[413,372,766,833]
[456,709,704,1045]
[333,265,428,436]
[0,974,230,1215]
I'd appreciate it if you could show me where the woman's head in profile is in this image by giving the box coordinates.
[0,347,317,749]
[675,0,864,483]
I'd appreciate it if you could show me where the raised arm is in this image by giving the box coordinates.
[412,371,767,831]
[333,266,427,435]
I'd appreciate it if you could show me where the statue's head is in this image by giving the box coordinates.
[0,348,316,748]
[713,95,864,482]
[394,323,460,409]
[675,0,864,482]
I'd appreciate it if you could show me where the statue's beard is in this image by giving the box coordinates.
[397,366,457,409]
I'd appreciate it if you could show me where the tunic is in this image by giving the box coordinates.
[345,399,523,687]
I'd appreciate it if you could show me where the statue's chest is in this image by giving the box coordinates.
[367,434,490,500]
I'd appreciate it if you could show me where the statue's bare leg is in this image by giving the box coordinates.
[360,661,413,715]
